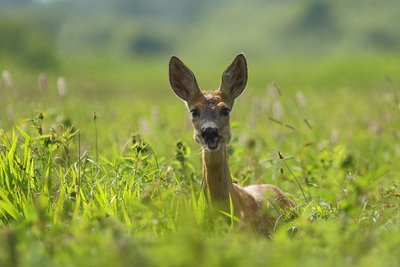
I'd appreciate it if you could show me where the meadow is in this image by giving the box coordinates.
[0,53,400,267]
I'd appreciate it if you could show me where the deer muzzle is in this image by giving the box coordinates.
[201,127,220,151]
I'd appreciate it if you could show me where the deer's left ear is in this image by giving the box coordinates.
[219,54,248,100]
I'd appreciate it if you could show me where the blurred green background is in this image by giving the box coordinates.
[2,0,400,62]
[1,0,400,164]
[1,0,400,155]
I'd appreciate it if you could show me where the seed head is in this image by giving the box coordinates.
[57,77,67,97]
[132,133,142,145]
[268,82,281,98]
[50,133,56,143]
[151,106,160,122]
[38,72,47,91]
[272,101,283,120]
[295,91,307,108]
[139,117,152,134]
[2,70,13,89]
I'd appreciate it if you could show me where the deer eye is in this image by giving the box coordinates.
[190,109,200,118]
[220,108,230,116]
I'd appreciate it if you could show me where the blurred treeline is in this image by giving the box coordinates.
[1,0,400,68]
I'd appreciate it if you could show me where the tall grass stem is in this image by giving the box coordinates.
[93,112,98,162]
[278,151,308,204]
[77,131,81,195]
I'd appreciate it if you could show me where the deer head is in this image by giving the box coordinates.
[169,54,248,151]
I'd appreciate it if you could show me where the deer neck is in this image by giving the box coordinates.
[202,145,234,211]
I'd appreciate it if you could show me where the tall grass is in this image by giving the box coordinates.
[0,55,399,267]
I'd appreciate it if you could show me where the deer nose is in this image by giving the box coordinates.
[201,127,219,139]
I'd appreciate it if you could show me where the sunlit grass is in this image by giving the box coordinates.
[0,54,399,267]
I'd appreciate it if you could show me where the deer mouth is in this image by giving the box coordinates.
[201,127,221,151]
[204,136,220,151]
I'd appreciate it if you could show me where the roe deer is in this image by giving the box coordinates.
[169,54,295,235]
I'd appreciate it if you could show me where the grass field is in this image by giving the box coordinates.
[0,54,400,267]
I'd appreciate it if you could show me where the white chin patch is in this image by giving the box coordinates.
[205,145,220,152]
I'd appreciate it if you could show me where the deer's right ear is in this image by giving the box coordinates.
[169,56,200,102]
